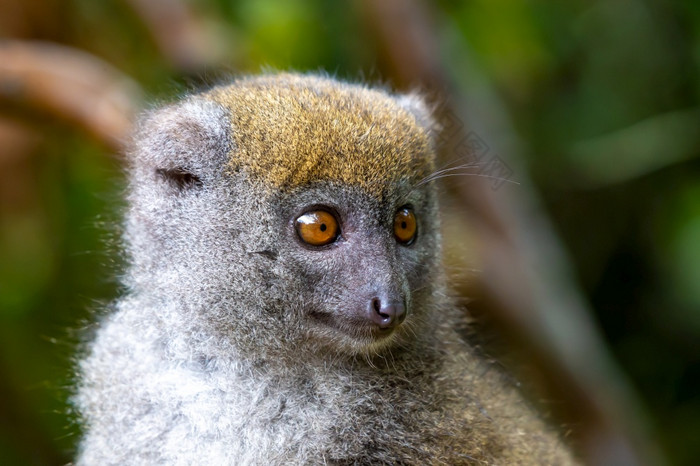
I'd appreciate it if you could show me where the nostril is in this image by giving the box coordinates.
[372,298,392,320]
[368,298,407,330]
[372,298,383,316]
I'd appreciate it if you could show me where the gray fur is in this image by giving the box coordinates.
[75,75,577,465]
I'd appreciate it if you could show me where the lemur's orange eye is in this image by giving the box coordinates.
[394,207,417,245]
[295,210,339,246]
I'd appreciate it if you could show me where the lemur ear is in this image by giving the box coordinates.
[129,98,231,190]
[396,93,438,138]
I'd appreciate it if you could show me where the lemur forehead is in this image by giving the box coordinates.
[204,74,434,197]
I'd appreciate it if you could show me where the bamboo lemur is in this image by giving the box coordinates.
[75,73,577,464]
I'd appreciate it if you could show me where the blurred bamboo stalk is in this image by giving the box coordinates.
[0,40,141,151]
[358,0,665,464]
[122,0,223,73]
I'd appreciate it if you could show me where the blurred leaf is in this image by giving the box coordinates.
[656,182,700,332]
[235,0,329,69]
[669,214,700,322]
[451,0,553,99]
[566,108,700,187]
[0,212,54,317]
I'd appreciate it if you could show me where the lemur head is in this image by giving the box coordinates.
[126,74,441,358]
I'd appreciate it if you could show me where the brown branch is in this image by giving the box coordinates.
[0,117,42,164]
[0,40,141,151]
[358,0,664,464]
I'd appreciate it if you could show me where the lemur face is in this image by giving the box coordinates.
[292,202,415,335]
[128,74,440,356]
[271,178,439,354]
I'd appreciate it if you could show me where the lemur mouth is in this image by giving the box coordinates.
[307,310,397,342]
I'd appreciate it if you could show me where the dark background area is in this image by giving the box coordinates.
[0,0,698,464]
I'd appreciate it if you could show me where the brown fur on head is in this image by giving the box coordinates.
[206,73,435,198]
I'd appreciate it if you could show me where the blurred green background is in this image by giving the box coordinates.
[0,0,698,464]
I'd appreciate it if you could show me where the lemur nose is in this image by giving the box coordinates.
[369,298,406,329]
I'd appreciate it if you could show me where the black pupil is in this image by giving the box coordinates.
[401,221,407,229]
[320,223,327,232]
